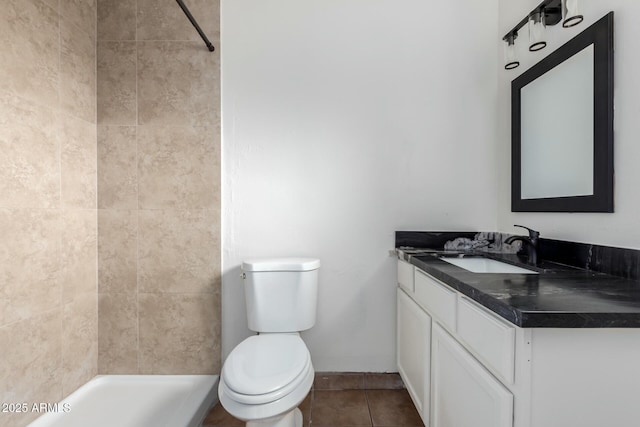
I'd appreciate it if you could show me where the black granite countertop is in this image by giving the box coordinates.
[398,250,640,328]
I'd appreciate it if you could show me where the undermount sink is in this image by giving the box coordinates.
[440,257,538,274]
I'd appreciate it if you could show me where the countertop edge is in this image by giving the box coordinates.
[400,252,640,329]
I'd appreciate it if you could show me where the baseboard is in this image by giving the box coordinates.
[313,372,405,390]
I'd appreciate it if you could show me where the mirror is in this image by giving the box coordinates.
[511,12,614,212]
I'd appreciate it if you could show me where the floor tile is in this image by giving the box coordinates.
[203,392,312,427]
[299,391,312,426]
[364,373,405,390]
[203,382,422,427]
[202,402,243,427]
[366,389,424,427]
[315,372,365,390]
[312,389,372,426]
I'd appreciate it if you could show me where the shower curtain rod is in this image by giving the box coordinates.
[175,0,215,52]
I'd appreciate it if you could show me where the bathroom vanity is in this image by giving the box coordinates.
[395,238,640,427]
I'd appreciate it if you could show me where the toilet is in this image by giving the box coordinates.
[218,257,320,427]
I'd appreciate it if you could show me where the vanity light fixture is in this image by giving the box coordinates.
[504,32,520,70]
[503,0,585,70]
[562,0,584,28]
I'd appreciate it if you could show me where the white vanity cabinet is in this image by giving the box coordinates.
[397,259,514,427]
[396,258,640,427]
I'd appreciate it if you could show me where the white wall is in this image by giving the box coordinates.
[222,0,499,371]
[497,1,640,248]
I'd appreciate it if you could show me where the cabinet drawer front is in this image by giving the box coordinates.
[397,260,415,293]
[457,297,516,384]
[414,270,456,331]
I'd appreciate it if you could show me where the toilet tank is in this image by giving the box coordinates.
[241,258,320,333]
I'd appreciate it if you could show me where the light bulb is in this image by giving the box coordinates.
[529,11,547,52]
[562,0,584,28]
[504,33,519,70]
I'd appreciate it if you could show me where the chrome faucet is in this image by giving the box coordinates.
[504,225,540,266]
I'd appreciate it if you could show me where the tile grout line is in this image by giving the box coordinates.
[308,387,314,426]
[364,389,375,427]
[134,0,141,375]
[57,0,63,401]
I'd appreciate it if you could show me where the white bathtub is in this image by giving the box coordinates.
[28,375,219,427]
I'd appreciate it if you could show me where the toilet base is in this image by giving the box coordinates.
[246,408,302,427]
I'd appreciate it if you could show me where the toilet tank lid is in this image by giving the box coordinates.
[242,258,320,272]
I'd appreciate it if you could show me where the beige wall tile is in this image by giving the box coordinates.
[0,92,60,209]
[61,0,97,38]
[42,0,59,11]
[61,209,97,302]
[97,42,137,125]
[61,115,98,208]
[139,293,219,374]
[0,209,61,327]
[138,209,220,294]
[138,126,220,209]
[62,293,98,395]
[98,210,137,293]
[0,0,98,411]
[98,126,137,208]
[94,0,221,377]
[0,0,59,109]
[138,0,219,43]
[98,0,136,41]
[138,41,219,126]
[61,18,97,123]
[0,309,62,427]
[98,293,138,374]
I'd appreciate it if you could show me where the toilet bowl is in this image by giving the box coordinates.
[219,258,320,427]
[219,334,314,426]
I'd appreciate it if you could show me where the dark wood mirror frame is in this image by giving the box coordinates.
[511,12,614,213]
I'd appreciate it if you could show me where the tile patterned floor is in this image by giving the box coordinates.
[203,388,425,427]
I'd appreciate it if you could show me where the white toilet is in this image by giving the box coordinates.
[219,257,320,427]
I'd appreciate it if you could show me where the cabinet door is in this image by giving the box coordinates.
[397,288,431,425]
[431,323,513,427]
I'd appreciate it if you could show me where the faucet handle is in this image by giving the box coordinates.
[514,224,540,239]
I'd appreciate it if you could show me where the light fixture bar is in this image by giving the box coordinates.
[502,0,562,44]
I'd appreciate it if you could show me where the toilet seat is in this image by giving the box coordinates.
[221,334,312,405]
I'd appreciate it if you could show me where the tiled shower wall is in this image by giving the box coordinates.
[96,0,221,374]
[0,0,98,426]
